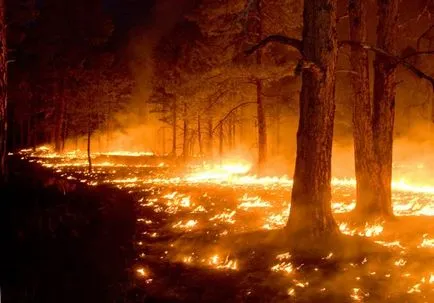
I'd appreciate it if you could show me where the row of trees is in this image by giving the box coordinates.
[149,0,302,171]
[1,0,433,242]
[0,0,134,178]
[148,0,434,239]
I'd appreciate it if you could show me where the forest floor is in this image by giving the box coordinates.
[1,152,433,302]
[0,157,136,303]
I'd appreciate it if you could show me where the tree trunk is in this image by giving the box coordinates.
[219,123,223,161]
[0,0,7,181]
[253,0,267,173]
[286,0,339,238]
[207,117,213,158]
[182,103,189,162]
[197,114,203,156]
[228,116,233,151]
[87,127,92,174]
[275,109,281,156]
[370,0,399,218]
[348,0,379,217]
[256,80,267,172]
[54,93,66,153]
[171,98,177,157]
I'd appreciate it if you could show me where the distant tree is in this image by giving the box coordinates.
[68,53,132,171]
[16,0,114,152]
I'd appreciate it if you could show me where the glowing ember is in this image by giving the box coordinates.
[418,234,434,248]
[135,267,149,278]
[172,219,198,230]
[209,210,236,224]
[271,262,293,274]
[394,258,407,266]
[271,252,293,274]
[238,194,271,210]
[339,222,384,237]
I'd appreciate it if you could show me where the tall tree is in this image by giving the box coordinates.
[348,0,378,217]
[369,0,399,218]
[0,0,7,181]
[285,0,339,238]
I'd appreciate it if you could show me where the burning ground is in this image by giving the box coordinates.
[15,147,434,302]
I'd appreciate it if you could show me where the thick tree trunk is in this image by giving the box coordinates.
[370,0,399,217]
[0,0,7,181]
[348,0,379,217]
[286,0,339,238]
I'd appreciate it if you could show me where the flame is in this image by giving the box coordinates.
[418,234,434,248]
[238,194,272,210]
[339,222,384,237]
[14,148,434,299]
[172,219,198,230]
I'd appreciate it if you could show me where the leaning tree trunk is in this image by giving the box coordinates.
[286,0,339,238]
[0,0,7,181]
[349,0,379,217]
[371,0,399,218]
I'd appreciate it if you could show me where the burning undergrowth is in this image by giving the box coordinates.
[16,147,434,302]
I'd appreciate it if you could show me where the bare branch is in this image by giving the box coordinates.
[337,14,349,22]
[417,24,434,50]
[212,102,256,134]
[339,40,434,90]
[336,69,359,76]
[402,50,434,60]
[244,35,303,56]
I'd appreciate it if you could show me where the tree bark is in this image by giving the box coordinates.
[348,0,379,217]
[286,0,339,238]
[370,0,399,217]
[0,0,7,181]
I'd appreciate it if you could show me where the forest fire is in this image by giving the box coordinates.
[17,147,434,302]
[2,0,434,301]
